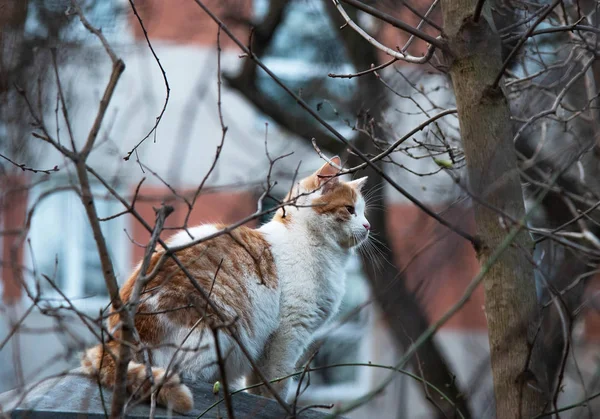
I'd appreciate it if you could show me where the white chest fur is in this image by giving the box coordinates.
[259,222,349,333]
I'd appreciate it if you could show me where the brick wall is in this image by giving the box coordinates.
[0,175,28,304]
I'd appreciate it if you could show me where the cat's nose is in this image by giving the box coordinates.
[363,222,371,231]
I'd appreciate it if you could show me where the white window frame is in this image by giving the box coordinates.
[25,178,130,313]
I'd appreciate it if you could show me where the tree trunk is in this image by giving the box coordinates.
[440,1,548,417]
[323,3,472,416]
[0,0,28,94]
[0,0,30,167]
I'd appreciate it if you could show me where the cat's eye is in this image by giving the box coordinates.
[345,205,355,215]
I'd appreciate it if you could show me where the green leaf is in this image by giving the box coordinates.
[433,158,453,169]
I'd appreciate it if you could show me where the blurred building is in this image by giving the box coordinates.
[0,0,598,417]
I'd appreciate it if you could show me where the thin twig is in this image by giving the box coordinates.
[123,0,171,161]
[493,0,562,88]
[198,362,467,418]
[211,327,235,419]
[338,0,447,50]
[0,153,58,175]
[332,0,437,64]
[182,25,227,231]
[328,58,397,79]
[50,49,77,151]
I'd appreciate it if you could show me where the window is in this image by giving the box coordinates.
[26,178,130,311]
[253,0,357,138]
[24,0,128,45]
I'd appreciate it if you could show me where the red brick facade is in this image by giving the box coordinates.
[129,0,251,49]
[388,203,486,330]
[0,175,28,304]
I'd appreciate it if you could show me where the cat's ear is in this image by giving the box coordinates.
[301,156,342,192]
[316,156,341,178]
[347,176,368,191]
[315,156,341,188]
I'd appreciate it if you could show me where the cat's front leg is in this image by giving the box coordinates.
[246,325,312,400]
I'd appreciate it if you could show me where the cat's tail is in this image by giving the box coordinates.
[80,341,194,412]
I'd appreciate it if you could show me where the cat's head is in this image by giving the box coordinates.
[274,156,370,249]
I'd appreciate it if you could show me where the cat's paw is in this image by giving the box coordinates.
[155,370,194,413]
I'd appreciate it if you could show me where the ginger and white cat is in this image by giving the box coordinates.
[81,157,370,412]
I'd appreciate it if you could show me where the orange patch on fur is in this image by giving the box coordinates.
[81,341,193,412]
[111,226,277,340]
[272,207,292,225]
[300,174,320,192]
[272,188,296,226]
[311,182,357,219]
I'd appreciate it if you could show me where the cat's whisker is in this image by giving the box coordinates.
[368,233,393,253]
[367,240,384,265]
[363,183,385,200]
[361,236,394,271]
[365,203,385,209]
[356,235,375,260]
[359,242,385,274]
[364,197,384,208]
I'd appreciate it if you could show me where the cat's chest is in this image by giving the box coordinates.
[259,224,348,325]
[313,263,345,299]
[312,267,345,317]
[279,254,346,324]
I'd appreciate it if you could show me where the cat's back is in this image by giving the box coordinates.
[115,224,281,339]
[168,224,279,292]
